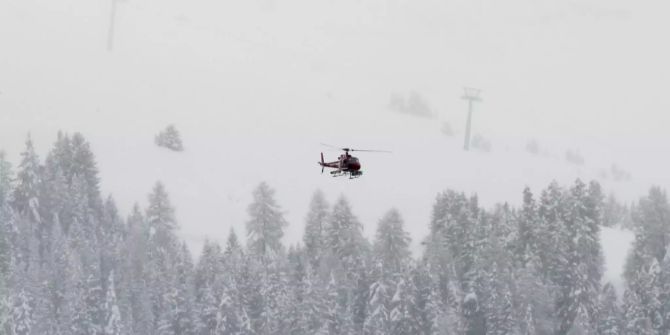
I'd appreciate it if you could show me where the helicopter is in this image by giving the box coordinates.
[318,144,390,178]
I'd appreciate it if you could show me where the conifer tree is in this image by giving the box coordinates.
[625,187,670,280]
[145,182,180,335]
[515,187,538,267]
[246,182,288,260]
[195,241,223,335]
[555,180,603,333]
[70,133,102,212]
[325,196,367,278]
[373,208,411,276]
[660,250,670,334]
[520,304,536,335]
[155,125,184,152]
[536,182,567,285]
[622,288,653,334]
[303,190,329,272]
[0,152,13,335]
[11,287,34,335]
[103,271,123,335]
[215,280,247,335]
[597,283,621,335]
[365,262,392,335]
[159,244,195,335]
[389,277,413,335]
[13,135,42,219]
[122,204,153,335]
[483,265,516,335]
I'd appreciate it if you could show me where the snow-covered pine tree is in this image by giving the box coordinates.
[597,283,621,335]
[519,304,536,335]
[12,136,43,268]
[388,277,413,335]
[513,255,555,334]
[461,289,484,335]
[364,262,392,335]
[515,187,538,267]
[602,193,630,228]
[622,288,654,334]
[103,271,123,335]
[324,196,371,332]
[622,187,670,334]
[366,208,413,334]
[223,229,244,277]
[215,278,248,335]
[12,135,41,219]
[660,250,670,334]
[405,263,436,335]
[70,261,104,335]
[155,125,184,152]
[246,182,287,260]
[37,152,68,266]
[0,152,13,335]
[42,215,79,334]
[122,204,153,335]
[100,196,125,284]
[373,208,411,276]
[245,182,289,335]
[428,191,479,293]
[325,196,368,280]
[482,263,516,335]
[626,187,670,276]
[11,286,34,335]
[194,240,224,335]
[320,273,354,335]
[303,190,329,273]
[70,133,102,213]
[555,180,603,334]
[282,246,306,334]
[50,132,73,180]
[535,181,567,285]
[158,244,195,335]
[626,257,663,334]
[145,182,181,335]
[68,173,101,270]
[293,264,323,335]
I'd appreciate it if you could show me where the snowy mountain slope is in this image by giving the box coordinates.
[2,0,666,296]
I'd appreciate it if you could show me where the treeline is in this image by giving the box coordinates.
[0,132,669,334]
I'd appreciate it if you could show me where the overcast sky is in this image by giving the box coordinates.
[1,0,669,260]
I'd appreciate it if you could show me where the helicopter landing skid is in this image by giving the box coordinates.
[329,170,362,179]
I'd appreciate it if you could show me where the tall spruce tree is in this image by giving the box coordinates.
[303,190,329,272]
[0,152,13,335]
[194,240,223,335]
[245,182,288,335]
[515,187,538,267]
[246,182,287,260]
[597,283,621,335]
[373,208,411,276]
[145,182,180,335]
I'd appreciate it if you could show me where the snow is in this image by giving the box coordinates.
[463,292,477,304]
[600,226,634,296]
[0,0,666,295]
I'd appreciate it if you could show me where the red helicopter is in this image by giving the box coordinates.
[318,144,390,178]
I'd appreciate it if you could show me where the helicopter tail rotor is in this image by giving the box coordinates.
[320,152,325,173]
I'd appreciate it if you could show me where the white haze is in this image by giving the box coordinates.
[1,0,669,290]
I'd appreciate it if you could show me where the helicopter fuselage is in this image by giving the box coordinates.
[319,152,363,177]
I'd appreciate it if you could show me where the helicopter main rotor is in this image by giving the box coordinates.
[320,143,391,154]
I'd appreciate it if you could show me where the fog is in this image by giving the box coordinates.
[2,0,669,245]
[3,0,670,333]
